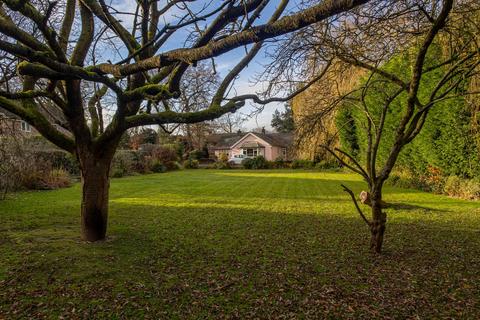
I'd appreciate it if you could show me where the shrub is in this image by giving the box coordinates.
[241,156,269,169]
[22,167,72,190]
[111,169,126,178]
[291,159,315,169]
[151,161,167,173]
[387,169,430,191]
[215,160,231,169]
[183,159,199,169]
[112,150,136,177]
[444,175,462,197]
[252,156,268,169]
[150,145,179,171]
[444,176,480,200]
[424,166,445,193]
[189,150,205,160]
[460,178,480,200]
[41,169,72,189]
[273,157,285,169]
[218,152,229,163]
[241,158,254,169]
[315,160,339,170]
[34,150,80,175]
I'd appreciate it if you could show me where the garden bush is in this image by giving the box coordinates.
[460,179,480,200]
[21,164,72,190]
[443,175,461,197]
[40,169,72,190]
[151,161,167,173]
[315,160,339,171]
[188,149,206,160]
[272,157,285,169]
[34,150,80,175]
[241,156,269,169]
[112,150,137,177]
[241,158,254,169]
[252,156,268,169]
[215,160,231,169]
[387,169,431,191]
[444,176,480,200]
[291,159,315,169]
[183,159,200,169]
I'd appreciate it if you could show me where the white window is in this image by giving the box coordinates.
[243,148,258,157]
[282,148,287,157]
[21,121,31,132]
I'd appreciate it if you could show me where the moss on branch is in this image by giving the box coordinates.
[124,100,245,128]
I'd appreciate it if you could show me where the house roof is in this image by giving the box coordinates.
[207,132,245,149]
[0,106,70,134]
[207,131,293,149]
[0,107,21,120]
[253,132,293,147]
[240,141,265,148]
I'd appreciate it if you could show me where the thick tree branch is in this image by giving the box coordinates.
[88,0,370,76]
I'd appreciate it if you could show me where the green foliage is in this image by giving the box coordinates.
[337,45,480,180]
[215,161,231,169]
[444,176,480,200]
[151,161,167,173]
[112,146,181,177]
[34,150,80,175]
[21,165,72,190]
[112,150,137,177]
[183,159,200,169]
[252,156,268,169]
[315,160,339,171]
[140,128,158,144]
[188,149,206,160]
[291,159,315,169]
[241,157,254,169]
[271,102,295,133]
[241,156,269,169]
[218,152,229,163]
[271,157,290,169]
[336,106,360,158]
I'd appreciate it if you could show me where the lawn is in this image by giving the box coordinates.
[1,170,480,319]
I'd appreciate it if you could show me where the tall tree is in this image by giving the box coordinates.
[214,113,246,134]
[271,103,294,133]
[0,0,369,241]
[264,0,480,252]
[175,62,219,152]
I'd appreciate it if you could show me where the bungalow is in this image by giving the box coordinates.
[207,131,294,161]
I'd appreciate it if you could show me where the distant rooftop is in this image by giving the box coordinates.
[207,131,293,149]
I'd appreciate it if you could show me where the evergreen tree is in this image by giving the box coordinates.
[271,103,295,133]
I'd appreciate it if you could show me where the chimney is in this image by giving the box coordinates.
[262,127,266,134]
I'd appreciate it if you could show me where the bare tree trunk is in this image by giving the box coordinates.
[369,191,386,253]
[80,154,112,241]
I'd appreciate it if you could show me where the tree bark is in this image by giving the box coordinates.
[80,155,112,241]
[369,191,386,253]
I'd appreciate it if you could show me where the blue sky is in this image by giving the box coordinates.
[109,0,297,130]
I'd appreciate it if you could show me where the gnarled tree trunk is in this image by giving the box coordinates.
[79,153,114,242]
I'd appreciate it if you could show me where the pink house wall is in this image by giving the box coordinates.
[213,133,289,161]
[233,134,287,161]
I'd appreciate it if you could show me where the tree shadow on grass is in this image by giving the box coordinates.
[4,201,480,319]
[386,202,451,213]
